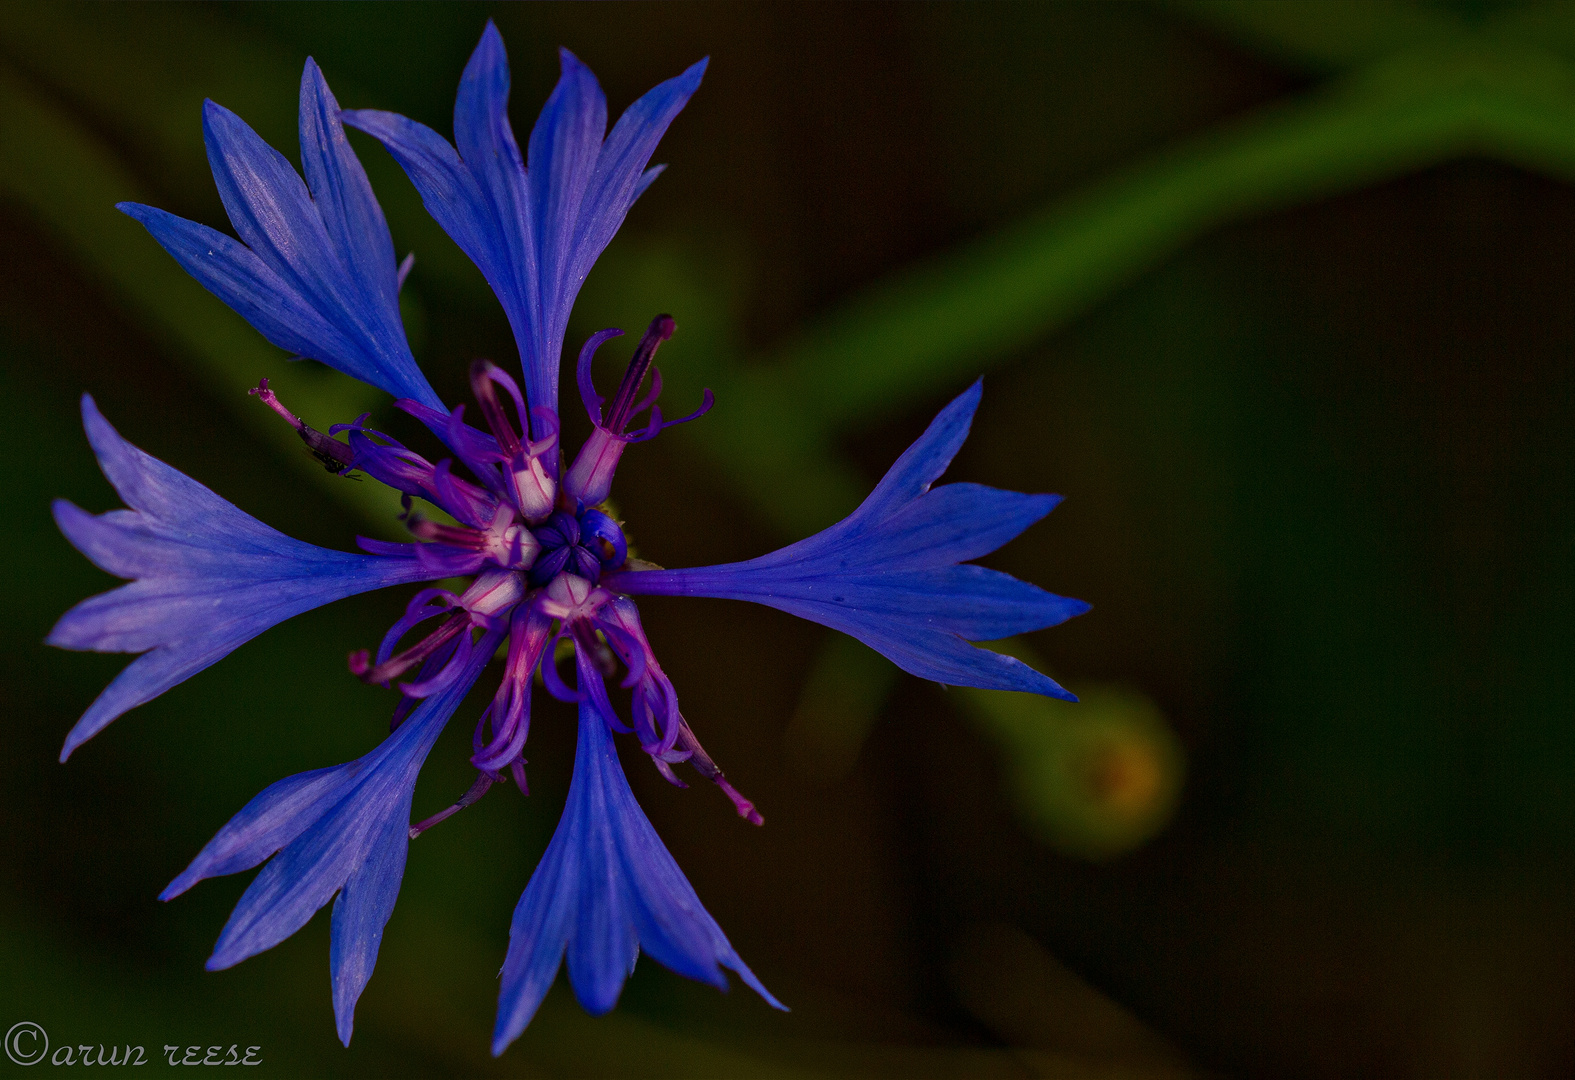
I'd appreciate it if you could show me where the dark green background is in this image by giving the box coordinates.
[2,3,1572,1077]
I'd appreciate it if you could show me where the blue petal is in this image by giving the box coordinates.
[565,57,707,303]
[46,396,446,760]
[328,791,413,1046]
[745,484,1060,575]
[343,37,545,408]
[613,569,1078,698]
[492,694,783,1057]
[119,64,440,408]
[848,377,981,524]
[335,108,498,281]
[345,23,704,415]
[527,49,607,352]
[195,637,495,1047]
[704,566,1088,641]
[115,203,357,369]
[449,21,540,384]
[297,59,405,356]
[632,163,666,203]
[203,97,345,318]
[160,764,360,900]
[607,381,1086,699]
[744,597,1078,699]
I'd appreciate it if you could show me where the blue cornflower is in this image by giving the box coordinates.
[48,23,1088,1056]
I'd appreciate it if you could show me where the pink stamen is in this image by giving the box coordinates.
[374,587,462,666]
[398,628,477,697]
[716,777,765,826]
[249,378,303,431]
[540,632,582,703]
[409,771,494,839]
[627,366,665,423]
[408,518,484,547]
[470,360,525,455]
[575,328,625,425]
[352,610,468,685]
[472,602,551,771]
[604,315,674,433]
[249,378,356,471]
[673,720,765,826]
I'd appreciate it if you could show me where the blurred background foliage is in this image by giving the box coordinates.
[2,1,1574,1076]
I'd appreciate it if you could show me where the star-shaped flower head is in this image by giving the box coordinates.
[48,21,1087,1057]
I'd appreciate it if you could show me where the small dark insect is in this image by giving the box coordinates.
[311,453,361,479]
[296,423,360,477]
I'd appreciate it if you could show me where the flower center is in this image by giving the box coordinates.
[529,508,626,586]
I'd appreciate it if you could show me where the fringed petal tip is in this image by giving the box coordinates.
[477,17,506,60]
[177,644,493,1044]
[47,396,448,760]
[347,23,705,416]
[57,729,85,765]
[126,80,439,408]
[489,699,782,1056]
[729,958,789,1013]
[1025,667,1079,703]
[622,55,709,109]
[78,389,104,434]
[1062,597,1093,621]
[45,506,104,632]
[675,56,710,95]
[604,378,1087,699]
[557,45,591,78]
